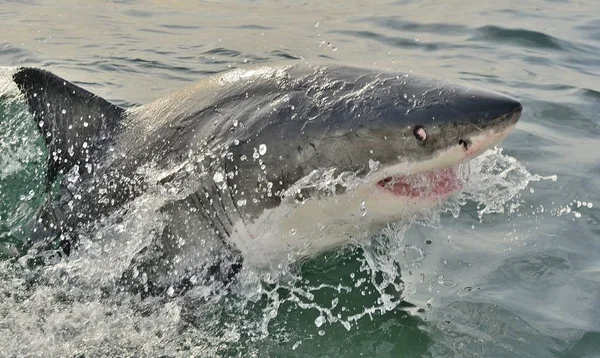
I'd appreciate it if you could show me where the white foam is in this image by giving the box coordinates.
[218,65,290,86]
[0,71,44,180]
[0,67,20,100]
[450,147,558,219]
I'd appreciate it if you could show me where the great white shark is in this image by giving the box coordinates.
[6,63,522,296]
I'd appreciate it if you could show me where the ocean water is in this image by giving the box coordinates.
[1,0,599,357]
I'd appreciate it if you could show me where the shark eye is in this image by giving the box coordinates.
[413,126,427,142]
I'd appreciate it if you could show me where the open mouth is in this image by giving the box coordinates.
[376,167,461,198]
[375,117,520,199]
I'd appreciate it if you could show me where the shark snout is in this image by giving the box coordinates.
[459,99,522,149]
[483,93,522,121]
[457,87,523,127]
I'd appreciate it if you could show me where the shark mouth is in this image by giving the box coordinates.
[376,167,461,198]
[374,119,520,199]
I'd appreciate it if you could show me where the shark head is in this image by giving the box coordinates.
[215,65,522,267]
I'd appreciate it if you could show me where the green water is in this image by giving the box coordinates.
[1,1,599,357]
[0,98,46,257]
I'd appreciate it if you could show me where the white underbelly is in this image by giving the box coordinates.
[227,186,443,269]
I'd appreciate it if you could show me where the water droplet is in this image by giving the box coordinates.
[61,109,66,114]
[331,298,339,308]
[368,159,379,171]
[213,172,224,183]
[83,122,89,127]
[233,119,239,127]
[259,144,267,156]
[166,286,175,297]
[314,315,325,327]
[19,189,35,201]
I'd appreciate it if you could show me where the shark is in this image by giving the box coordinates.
[6,63,522,296]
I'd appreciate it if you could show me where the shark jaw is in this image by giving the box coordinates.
[372,119,519,200]
[229,118,520,270]
[376,167,461,198]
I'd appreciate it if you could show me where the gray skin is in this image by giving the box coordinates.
[11,63,522,296]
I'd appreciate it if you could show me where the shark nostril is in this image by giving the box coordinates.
[459,138,471,150]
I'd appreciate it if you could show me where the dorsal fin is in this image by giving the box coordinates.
[12,67,125,188]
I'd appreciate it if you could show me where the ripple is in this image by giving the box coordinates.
[528,100,600,136]
[200,47,242,58]
[574,19,600,41]
[122,9,156,18]
[0,43,40,66]
[332,29,470,52]
[489,252,572,286]
[364,16,468,36]
[110,56,193,72]
[230,24,275,30]
[472,25,564,50]
[160,24,203,30]
[579,88,600,102]
[270,49,301,60]
[435,301,564,357]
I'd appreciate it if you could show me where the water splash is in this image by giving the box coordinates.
[0,67,19,99]
[447,147,557,220]
[0,69,47,257]
[0,67,40,180]
[0,142,558,356]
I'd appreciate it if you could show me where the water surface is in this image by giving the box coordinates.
[1,1,599,357]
